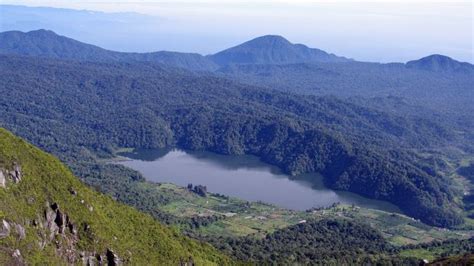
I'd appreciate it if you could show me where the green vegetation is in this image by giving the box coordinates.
[1,127,468,264]
[134,182,471,244]
[0,54,469,227]
[0,128,231,264]
[198,219,410,265]
[400,238,474,261]
[103,180,473,263]
[0,29,473,263]
[427,253,474,265]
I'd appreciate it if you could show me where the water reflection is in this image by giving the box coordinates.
[118,148,400,213]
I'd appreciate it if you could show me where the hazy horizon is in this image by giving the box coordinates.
[0,1,472,63]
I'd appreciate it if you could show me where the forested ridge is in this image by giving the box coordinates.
[0,54,468,227]
[192,219,418,264]
[0,29,219,71]
[193,219,474,264]
[216,60,474,118]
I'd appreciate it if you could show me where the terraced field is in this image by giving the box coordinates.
[150,182,472,247]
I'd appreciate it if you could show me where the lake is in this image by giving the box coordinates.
[118,148,400,212]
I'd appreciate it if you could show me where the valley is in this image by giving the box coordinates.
[119,180,473,260]
[0,26,473,264]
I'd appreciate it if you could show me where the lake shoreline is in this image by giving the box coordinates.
[115,148,401,213]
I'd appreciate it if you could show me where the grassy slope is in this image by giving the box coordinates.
[0,128,231,264]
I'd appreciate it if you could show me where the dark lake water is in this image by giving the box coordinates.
[118,148,400,212]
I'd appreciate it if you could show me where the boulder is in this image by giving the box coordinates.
[0,170,5,188]
[45,208,59,239]
[0,220,11,238]
[12,249,23,264]
[69,187,77,196]
[10,163,22,183]
[82,254,97,266]
[180,256,195,266]
[106,249,121,266]
[14,223,26,240]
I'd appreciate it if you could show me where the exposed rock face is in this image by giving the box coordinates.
[54,209,66,234]
[40,202,84,263]
[46,203,77,236]
[45,208,59,239]
[0,163,23,187]
[0,220,26,240]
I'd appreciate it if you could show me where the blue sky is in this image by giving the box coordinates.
[1,0,472,63]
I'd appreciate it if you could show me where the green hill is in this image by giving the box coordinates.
[0,128,231,265]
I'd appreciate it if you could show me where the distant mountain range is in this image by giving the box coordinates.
[208,35,352,65]
[406,54,474,73]
[0,30,217,71]
[2,29,471,73]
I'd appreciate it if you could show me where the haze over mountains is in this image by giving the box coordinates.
[1,29,472,118]
[209,35,352,65]
[1,29,472,72]
[0,30,217,71]
[406,54,474,73]
[2,4,472,64]
[0,30,354,70]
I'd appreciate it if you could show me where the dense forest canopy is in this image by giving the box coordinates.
[0,54,470,228]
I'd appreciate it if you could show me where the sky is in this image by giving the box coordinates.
[1,0,473,63]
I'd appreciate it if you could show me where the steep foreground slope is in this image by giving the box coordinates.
[0,128,231,264]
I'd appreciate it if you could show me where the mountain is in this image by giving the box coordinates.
[209,35,351,66]
[0,30,217,71]
[406,54,474,73]
[0,30,352,69]
[0,54,466,228]
[0,128,230,264]
[0,29,114,60]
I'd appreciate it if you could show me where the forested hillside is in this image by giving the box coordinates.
[216,60,474,117]
[196,219,417,264]
[0,29,218,71]
[0,128,231,264]
[0,54,468,227]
